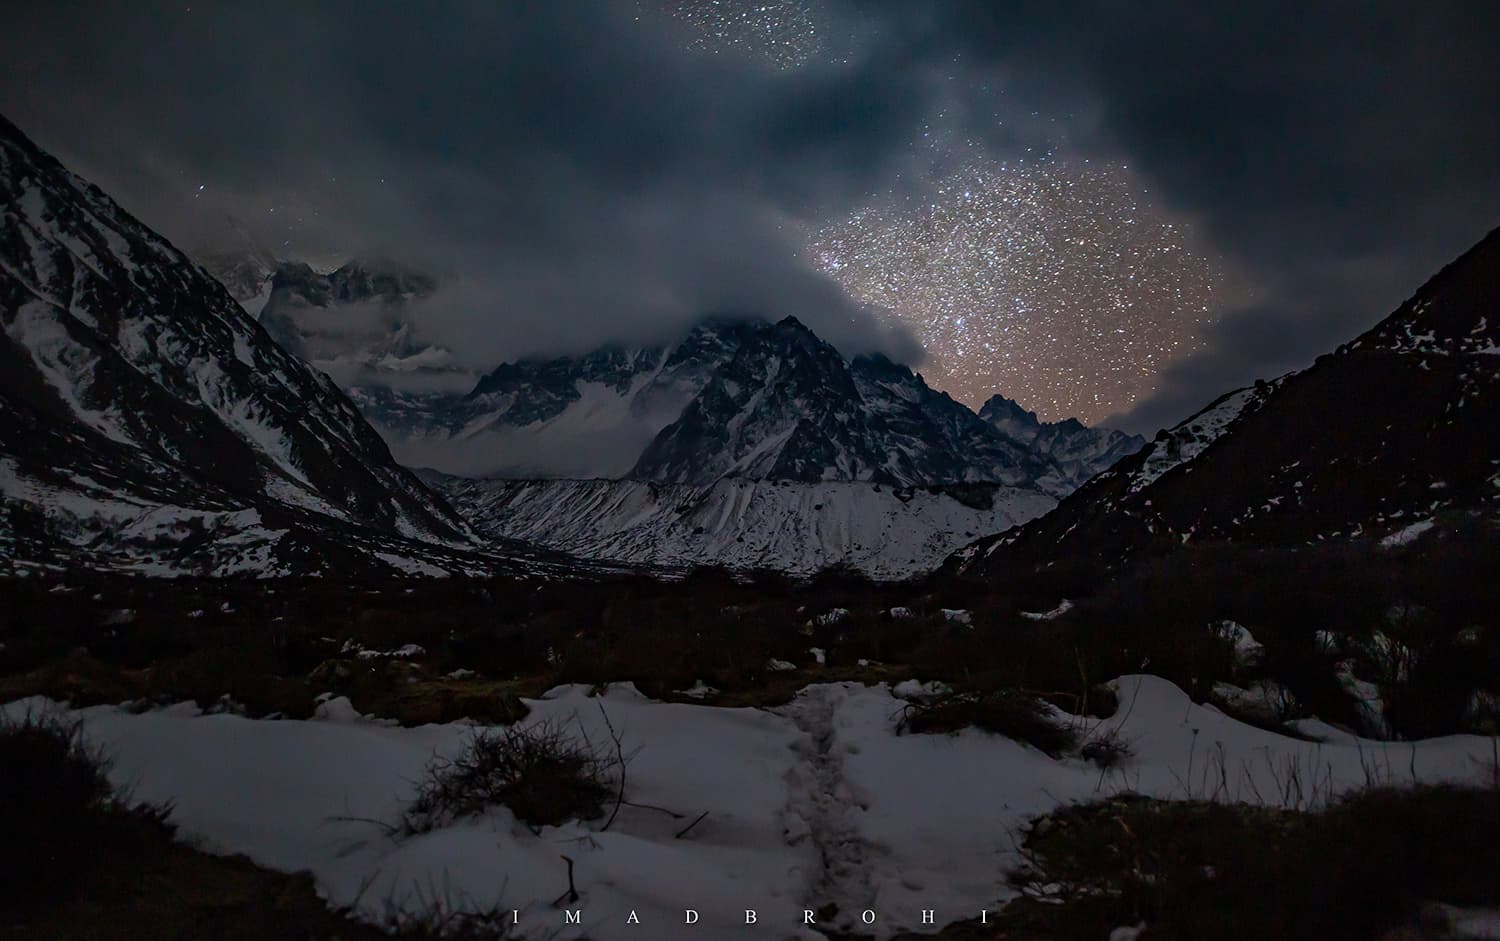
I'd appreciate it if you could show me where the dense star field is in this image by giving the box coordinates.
[810,158,1223,422]
[646,0,830,70]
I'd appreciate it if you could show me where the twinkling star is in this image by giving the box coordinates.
[642,0,825,69]
[808,158,1223,424]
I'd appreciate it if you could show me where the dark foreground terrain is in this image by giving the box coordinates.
[4,699,1495,940]
[5,512,1497,738]
[3,516,1498,939]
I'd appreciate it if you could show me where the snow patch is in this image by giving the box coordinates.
[941,608,973,626]
[1380,518,1436,548]
[1020,600,1074,621]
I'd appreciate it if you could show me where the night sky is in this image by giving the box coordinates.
[3,1,1497,431]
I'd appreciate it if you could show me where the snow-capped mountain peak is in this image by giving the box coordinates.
[275,298,1139,491]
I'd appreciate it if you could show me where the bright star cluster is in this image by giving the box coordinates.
[808,159,1223,424]
[644,0,825,69]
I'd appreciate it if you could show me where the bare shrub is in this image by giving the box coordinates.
[899,690,1079,757]
[403,719,618,832]
[1079,727,1134,769]
[362,873,516,940]
[1001,785,1500,940]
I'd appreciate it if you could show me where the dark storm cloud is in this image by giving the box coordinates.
[886,0,1500,431]
[3,1,1496,425]
[0,0,933,365]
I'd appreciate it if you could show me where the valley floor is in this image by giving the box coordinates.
[3,537,1498,939]
[5,675,1496,940]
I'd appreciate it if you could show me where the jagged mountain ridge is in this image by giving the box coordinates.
[979,395,1146,489]
[0,113,510,576]
[192,218,289,316]
[320,311,1139,489]
[232,248,1143,490]
[633,316,1063,488]
[256,258,459,380]
[361,317,753,478]
[197,246,279,314]
[954,225,1500,577]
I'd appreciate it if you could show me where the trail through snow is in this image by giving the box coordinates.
[4,677,1497,940]
[778,684,886,929]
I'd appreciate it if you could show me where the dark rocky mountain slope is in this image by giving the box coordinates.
[954,225,1500,577]
[0,114,506,576]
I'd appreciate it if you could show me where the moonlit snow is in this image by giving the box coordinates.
[6,675,1495,939]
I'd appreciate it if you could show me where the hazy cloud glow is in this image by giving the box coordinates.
[3,0,1497,431]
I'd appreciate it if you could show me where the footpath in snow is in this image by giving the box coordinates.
[5,676,1497,941]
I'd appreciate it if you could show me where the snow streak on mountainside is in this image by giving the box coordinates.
[0,114,494,576]
[436,475,1056,578]
[955,226,1500,576]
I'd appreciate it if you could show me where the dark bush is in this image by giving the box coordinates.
[0,710,171,916]
[899,690,1079,757]
[1002,784,1500,939]
[404,720,617,832]
[1078,728,1134,769]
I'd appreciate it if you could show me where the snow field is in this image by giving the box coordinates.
[5,675,1497,940]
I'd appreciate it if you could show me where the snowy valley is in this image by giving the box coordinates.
[4,18,1500,936]
[225,260,1143,577]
